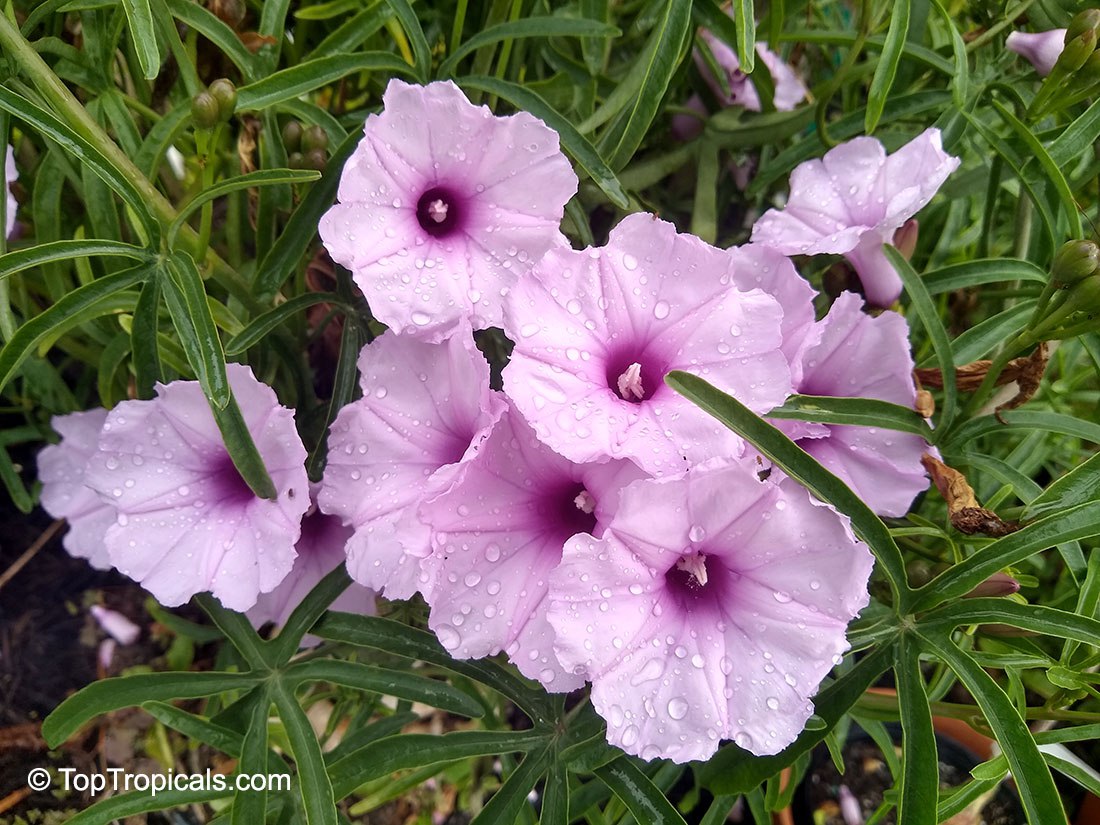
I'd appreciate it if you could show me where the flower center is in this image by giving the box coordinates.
[574,489,596,514]
[616,362,645,401]
[664,552,733,613]
[211,453,256,507]
[675,553,708,587]
[605,349,663,403]
[416,186,463,238]
[549,482,598,540]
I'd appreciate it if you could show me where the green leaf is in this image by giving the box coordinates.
[695,644,894,794]
[593,758,687,825]
[945,409,1100,448]
[597,0,692,170]
[1049,96,1100,168]
[131,276,161,398]
[142,701,245,757]
[0,445,32,513]
[311,612,552,723]
[666,371,911,609]
[329,730,548,799]
[0,239,150,280]
[284,660,484,718]
[471,748,550,825]
[43,671,261,748]
[921,598,1100,644]
[691,139,719,244]
[60,787,235,825]
[706,105,815,147]
[732,0,755,73]
[208,395,279,501]
[231,688,272,825]
[270,566,352,663]
[1023,450,1100,521]
[458,76,629,208]
[767,394,933,438]
[895,636,937,825]
[226,293,350,355]
[165,0,258,79]
[235,54,414,113]
[921,258,1047,296]
[272,681,338,825]
[196,594,276,670]
[169,169,320,248]
[0,264,148,394]
[122,0,162,79]
[885,246,956,432]
[383,0,432,82]
[439,17,620,77]
[918,631,1066,824]
[162,253,230,408]
[866,0,910,133]
[932,0,968,107]
[540,764,569,825]
[909,501,1100,613]
[307,306,361,481]
[942,302,1036,366]
[0,87,159,243]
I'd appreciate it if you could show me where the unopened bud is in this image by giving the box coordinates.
[302,125,329,153]
[287,151,304,169]
[282,120,303,152]
[1066,9,1100,43]
[1062,274,1100,317]
[892,219,919,261]
[190,91,220,129]
[1052,239,1100,286]
[209,79,237,121]
[963,571,1020,598]
[305,148,327,171]
[1055,29,1097,74]
[211,0,246,28]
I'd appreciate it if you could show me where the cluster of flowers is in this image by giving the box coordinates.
[40,73,959,763]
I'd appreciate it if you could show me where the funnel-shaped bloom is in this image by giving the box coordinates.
[1006,29,1066,76]
[319,332,506,600]
[503,213,791,476]
[248,488,375,647]
[751,129,959,307]
[5,146,16,238]
[777,292,930,517]
[320,79,578,341]
[549,459,873,763]
[84,365,310,611]
[420,405,646,691]
[38,408,116,570]
[697,33,807,112]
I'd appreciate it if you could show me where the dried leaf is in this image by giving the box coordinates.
[921,454,1018,536]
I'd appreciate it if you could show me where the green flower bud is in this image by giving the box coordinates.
[190,91,220,130]
[305,148,328,172]
[1052,239,1100,286]
[1055,29,1097,74]
[1066,9,1100,44]
[302,125,329,153]
[282,121,303,152]
[288,151,304,169]
[209,79,237,121]
[1063,274,1100,317]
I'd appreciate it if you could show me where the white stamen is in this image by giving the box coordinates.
[675,553,708,587]
[574,489,596,514]
[427,198,449,223]
[616,362,645,400]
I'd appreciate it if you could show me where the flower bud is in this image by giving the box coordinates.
[1052,239,1100,286]
[892,219,919,261]
[287,151,304,169]
[963,571,1020,598]
[1055,28,1097,74]
[302,125,329,153]
[190,91,220,130]
[1066,9,1100,43]
[209,78,237,121]
[211,0,246,28]
[282,120,303,152]
[305,148,328,171]
[1062,274,1100,317]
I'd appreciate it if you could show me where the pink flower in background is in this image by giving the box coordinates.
[696,33,807,112]
[751,128,960,307]
[319,332,505,601]
[5,145,16,238]
[249,487,375,647]
[1006,29,1066,76]
[320,79,578,341]
[503,213,791,476]
[774,292,930,517]
[549,459,873,763]
[420,405,646,691]
[37,408,115,570]
[84,364,310,611]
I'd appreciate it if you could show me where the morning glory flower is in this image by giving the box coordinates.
[503,213,791,476]
[548,459,873,763]
[84,364,310,612]
[5,146,16,238]
[696,32,808,112]
[37,408,116,570]
[1006,29,1067,76]
[319,79,578,341]
[751,128,960,307]
[776,291,930,517]
[319,331,506,601]
[419,405,646,691]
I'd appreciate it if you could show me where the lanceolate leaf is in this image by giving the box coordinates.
[866,0,910,133]
[439,18,620,77]
[0,240,150,280]
[895,635,937,825]
[594,758,689,825]
[767,395,933,438]
[1023,450,1100,521]
[121,0,163,80]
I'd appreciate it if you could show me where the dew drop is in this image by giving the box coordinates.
[667,697,689,720]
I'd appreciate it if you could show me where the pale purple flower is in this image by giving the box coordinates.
[37,408,115,570]
[1006,29,1067,76]
[319,79,578,341]
[775,292,930,517]
[5,145,16,238]
[84,364,310,611]
[419,405,646,691]
[90,604,141,645]
[248,488,375,647]
[319,332,506,601]
[549,459,873,763]
[696,33,808,112]
[503,213,791,476]
[751,128,960,307]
